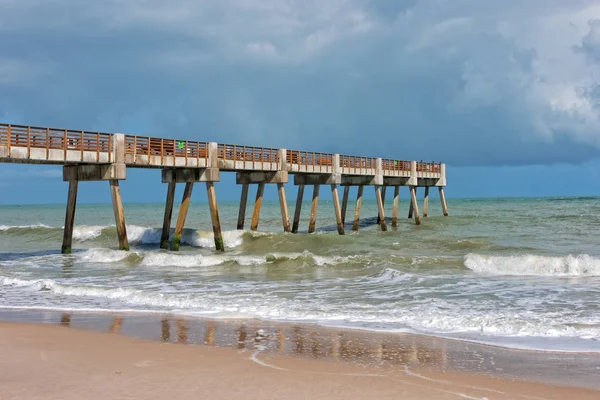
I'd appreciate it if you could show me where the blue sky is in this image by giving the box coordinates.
[2,0,600,204]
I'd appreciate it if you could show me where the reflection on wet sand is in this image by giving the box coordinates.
[74,314,447,370]
[60,313,71,327]
[109,316,123,334]
[176,319,188,344]
[161,318,170,342]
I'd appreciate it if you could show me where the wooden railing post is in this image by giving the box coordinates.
[26,126,30,158]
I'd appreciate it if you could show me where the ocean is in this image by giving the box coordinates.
[1,197,599,353]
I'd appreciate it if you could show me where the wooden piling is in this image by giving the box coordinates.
[375,186,388,231]
[206,182,224,251]
[172,182,194,251]
[341,186,350,225]
[308,185,319,233]
[292,184,304,234]
[109,180,129,251]
[277,183,291,232]
[331,184,345,235]
[160,181,176,250]
[237,183,249,230]
[250,183,264,231]
[61,180,78,254]
[410,186,421,225]
[352,185,363,231]
[423,186,430,218]
[392,186,399,228]
[439,187,449,216]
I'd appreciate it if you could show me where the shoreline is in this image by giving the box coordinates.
[1,305,598,355]
[1,308,599,394]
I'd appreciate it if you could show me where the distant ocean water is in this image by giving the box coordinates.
[1,197,599,352]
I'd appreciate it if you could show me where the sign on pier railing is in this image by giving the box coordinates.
[124,135,209,164]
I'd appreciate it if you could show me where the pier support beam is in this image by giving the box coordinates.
[410,186,421,225]
[341,186,350,225]
[423,187,430,218]
[392,186,399,228]
[352,185,363,231]
[331,185,345,235]
[277,183,291,232]
[308,185,319,233]
[292,184,304,234]
[237,183,249,230]
[206,182,224,251]
[439,187,449,216]
[375,186,388,231]
[61,181,78,254]
[109,180,129,251]
[160,182,176,249]
[250,183,265,231]
[172,182,194,251]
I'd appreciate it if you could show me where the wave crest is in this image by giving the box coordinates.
[464,253,600,276]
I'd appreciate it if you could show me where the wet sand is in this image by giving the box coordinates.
[1,310,599,399]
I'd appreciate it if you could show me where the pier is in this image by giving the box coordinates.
[0,123,448,252]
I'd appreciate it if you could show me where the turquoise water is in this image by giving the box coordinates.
[1,197,599,352]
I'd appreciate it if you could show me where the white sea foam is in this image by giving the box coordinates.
[78,248,136,263]
[0,223,53,231]
[464,253,600,276]
[73,225,105,241]
[139,252,227,267]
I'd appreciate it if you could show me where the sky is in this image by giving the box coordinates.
[2,0,600,204]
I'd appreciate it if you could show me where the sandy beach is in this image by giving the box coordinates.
[1,316,599,400]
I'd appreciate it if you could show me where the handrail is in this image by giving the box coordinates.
[1,123,443,173]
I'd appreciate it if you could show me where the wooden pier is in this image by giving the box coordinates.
[0,123,448,253]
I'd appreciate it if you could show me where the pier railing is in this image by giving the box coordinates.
[124,135,209,163]
[1,123,443,176]
[1,123,113,162]
[218,144,279,170]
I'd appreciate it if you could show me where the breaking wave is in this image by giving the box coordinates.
[464,253,600,277]
[0,223,246,248]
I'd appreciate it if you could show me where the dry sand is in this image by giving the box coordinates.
[1,322,599,400]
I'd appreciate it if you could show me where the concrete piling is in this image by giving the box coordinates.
[237,183,249,230]
[61,180,78,254]
[352,185,363,231]
[109,180,129,251]
[439,187,449,216]
[160,181,176,250]
[331,184,345,235]
[292,184,304,234]
[392,186,399,228]
[375,186,387,232]
[172,182,194,251]
[277,183,291,232]
[341,186,350,225]
[377,186,387,224]
[408,187,417,219]
[423,186,430,218]
[410,186,421,225]
[250,183,265,231]
[308,185,319,233]
[206,182,224,251]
